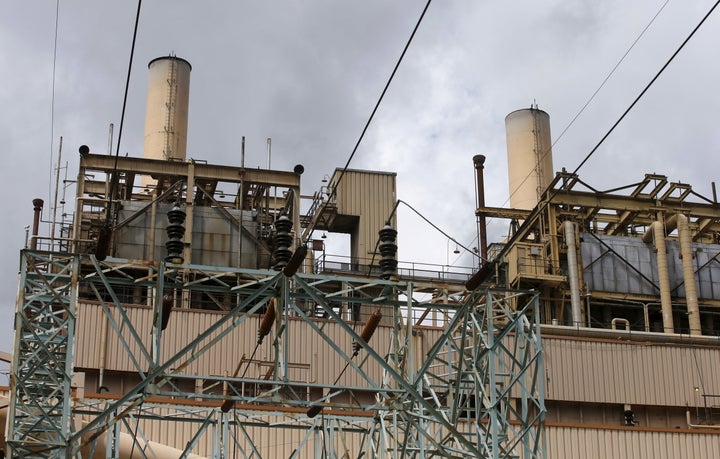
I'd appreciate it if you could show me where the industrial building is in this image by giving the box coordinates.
[4,56,720,458]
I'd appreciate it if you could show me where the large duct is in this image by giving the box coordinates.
[677,213,702,335]
[505,108,554,210]
[643,221,674,333]
[143,56,192,162]
[563,221,582,327]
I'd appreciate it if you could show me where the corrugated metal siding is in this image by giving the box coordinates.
[581,234,658,296]
[77,303,393,388]
[543,336,720,406]
[77,304,720,408]
[581,234,720,300]
[83,411,367,458]
[334,170,396,258]
[546,425,720,459]
[115,202,258,268]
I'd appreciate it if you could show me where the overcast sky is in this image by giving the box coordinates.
[1,1,719,354]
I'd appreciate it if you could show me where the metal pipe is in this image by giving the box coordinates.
[611,317,630,331]
[677,213,702,335]
[31,198,44,250]
[97,311,108,391]
[266,137,271,169]
[564,221,582,327]
[473,154,488,264]
[687,409,720,429]
[645,221,675,333]
[50,137,63,251]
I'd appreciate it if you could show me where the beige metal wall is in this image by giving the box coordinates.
[545,425,720,459]
[76,303,720,409]
[331,169,396,260]
[505,108,554,210]
[75,302,393,389]
[542,336,720,407]
[143,56,191,162]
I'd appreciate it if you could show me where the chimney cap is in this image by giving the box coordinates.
[148,55,192,71]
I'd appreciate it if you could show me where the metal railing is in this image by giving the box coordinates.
[315,252,474,283]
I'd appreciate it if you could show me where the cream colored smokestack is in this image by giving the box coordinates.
[143,56,192,162]
[505,107,554,210]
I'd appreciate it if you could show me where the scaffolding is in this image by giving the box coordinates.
[9,252,545,458]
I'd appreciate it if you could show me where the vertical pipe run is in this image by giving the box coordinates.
[646,221,674,333]
[473,155,488,264]
[563,221,582,327]
[677,214,702,335]
[31,198,44,251]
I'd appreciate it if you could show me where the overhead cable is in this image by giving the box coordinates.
[485,0,720,273]
[305,0,433,242]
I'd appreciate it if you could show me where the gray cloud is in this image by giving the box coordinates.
[2,0,719,351]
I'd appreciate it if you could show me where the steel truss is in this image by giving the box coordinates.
[9,251,78,458]
[9,251,545,458]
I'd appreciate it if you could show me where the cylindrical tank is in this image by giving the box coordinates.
[505,108,554,210]
[142,56,192,162]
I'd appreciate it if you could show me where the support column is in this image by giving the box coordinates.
[677,214,702,335]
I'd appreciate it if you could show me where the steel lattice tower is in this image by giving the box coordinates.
[8,252,545,458]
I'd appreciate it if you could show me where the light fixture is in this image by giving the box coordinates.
[453,244,460,254]
[321,175,329,183]
[321,233,327,239]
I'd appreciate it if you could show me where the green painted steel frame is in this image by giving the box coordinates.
[9,252,545,458]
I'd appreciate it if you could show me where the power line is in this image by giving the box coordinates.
[48,0,60,207]
[502,0,672,214]
[306,0,433,242]
[465,1,672,264]
[486,0,720,271]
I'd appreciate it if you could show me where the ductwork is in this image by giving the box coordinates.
[82,429,207,459]
[563,221,582,327]
[0,396,206,458]
[677,213,702,335]
[643,221,674,333]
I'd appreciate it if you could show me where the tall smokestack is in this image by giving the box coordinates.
[142,56,192,162]
[505,107,554,210]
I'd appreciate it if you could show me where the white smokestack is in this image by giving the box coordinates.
[142,56,192,162]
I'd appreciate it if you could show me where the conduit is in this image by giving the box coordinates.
[686,410,720,429]
[643,221,674,333]
[83,427,207,459]
[677,214,702,335]
[563,221,582,327]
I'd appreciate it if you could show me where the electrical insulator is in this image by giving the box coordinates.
[378,225,398,279]
[283,244,308,277]
[160,293,173,331]
[95,223,112,261]
[353,309,382,356]
[165,203,186,264]
[220,399,234,413]
[258,299,276,344]
[272,215,293,270]
[307,404,323,418]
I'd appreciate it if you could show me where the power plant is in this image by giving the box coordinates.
[5,55,720,458]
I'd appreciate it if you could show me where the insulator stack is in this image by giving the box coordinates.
[165,203,186,264]
[258,299,276,343]
[160,293,173,330]
[353,309,382,356]
[272,215,293,270]
[378,225,398,279]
